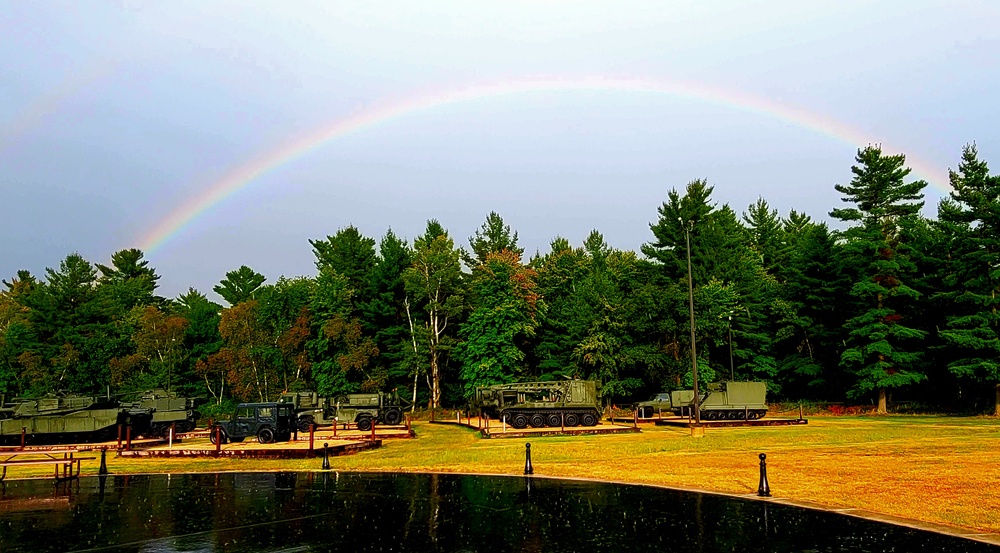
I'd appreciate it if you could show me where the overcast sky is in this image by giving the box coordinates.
[2,1,998,299]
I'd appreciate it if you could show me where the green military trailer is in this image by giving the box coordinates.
[471,380,603,429]
[277,391,405,432]
[0,392,152,445]
[660,381,768,420]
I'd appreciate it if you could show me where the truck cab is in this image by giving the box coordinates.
[210,402,295,444]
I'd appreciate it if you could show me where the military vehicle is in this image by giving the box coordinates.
[277,391,405,432]
[209,402,295,444]
[0,391,153,445]
[639,381,768,420]
[471,380,603,429]
[634,392,672,418]
[123,389,199,437]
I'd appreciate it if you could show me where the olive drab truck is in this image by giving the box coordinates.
[471,380,603,429]
[277,391,406,432]
[666,381,768,420]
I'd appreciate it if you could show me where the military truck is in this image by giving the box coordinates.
[123,389,199,437]
[643,381,768,420]
[471,380,603,429]
[634,392,672,418]
[209,402,295,444]
[277,391,405,432]
[0,391,153,445]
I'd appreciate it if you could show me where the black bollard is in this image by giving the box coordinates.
[757,453,771,497]
[322,442,331,470]
[99,447,109,475]
[524,443,534,475]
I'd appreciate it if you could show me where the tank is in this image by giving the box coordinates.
[277,391,405,432]
[0,392,153,445]
[666,381,768,420]
[471,380,603,429]
[123,389,199,437]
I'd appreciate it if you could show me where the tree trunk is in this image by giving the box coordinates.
[877,388,888,414]
[994,383,1000,417]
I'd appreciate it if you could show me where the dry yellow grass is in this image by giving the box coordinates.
[5,415,999,538]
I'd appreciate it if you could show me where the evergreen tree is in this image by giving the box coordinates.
[830,145,928,413]
[463,211,523,268]
[213,266,266,306]
[935,144,1000,414]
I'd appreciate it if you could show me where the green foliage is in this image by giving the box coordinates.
[213,265,266,306]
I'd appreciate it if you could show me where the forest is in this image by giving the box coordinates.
[2,144,999,417]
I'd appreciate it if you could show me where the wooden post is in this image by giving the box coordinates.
[370,421,376,442]
[406,415,411,433]
[799,404,804,420]
[633,409,637,428]
[20,427,26,450]
[333,420,338,437]
[117,425,123,450]
[214,426,221,455]
[126,425,132,451]
[561,412,564,432]
[309,424,315,451]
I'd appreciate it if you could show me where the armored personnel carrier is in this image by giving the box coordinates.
[0,392,152,445]
[471,380,603,429]
[123,389,199,437]
[277,391,405,432]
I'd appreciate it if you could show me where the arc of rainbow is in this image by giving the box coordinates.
[139,76,950,254]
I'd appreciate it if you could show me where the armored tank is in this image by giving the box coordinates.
[123,389,199,437]
[471,380,603,429]
[277,391,406,432]
[0,392,152,445]
[656,381,768,420]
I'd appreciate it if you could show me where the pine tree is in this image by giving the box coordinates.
[935,144,1000,414]
[830,146,928,413]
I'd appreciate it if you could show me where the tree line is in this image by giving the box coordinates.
[2,144,998,416]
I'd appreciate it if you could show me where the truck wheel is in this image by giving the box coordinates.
[581,413,598,427]
[357,416,373,432]
[209,428,228,445]
[383,408,403,426]
[257,427,275,444]
[564,413,579,427]
[297,416,314,433]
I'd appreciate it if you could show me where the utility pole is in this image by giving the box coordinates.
[683,219,701,424]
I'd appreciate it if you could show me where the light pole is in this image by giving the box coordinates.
[682,219,701,424]
[728,313,734,381]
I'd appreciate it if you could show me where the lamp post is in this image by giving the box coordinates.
[682,219,701,424]
[728,313,734,381]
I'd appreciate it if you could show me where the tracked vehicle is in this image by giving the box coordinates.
[0,392,152,445]
[124,389,199,437]
[471,380,603,429]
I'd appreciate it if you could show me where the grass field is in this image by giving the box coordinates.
[6,415,1000,539]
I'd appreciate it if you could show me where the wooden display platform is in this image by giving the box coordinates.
[431,417,641,439]
[654,417,808,428]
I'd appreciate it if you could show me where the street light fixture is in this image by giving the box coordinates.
[681,218,701,425]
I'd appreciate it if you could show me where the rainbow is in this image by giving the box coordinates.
[138,76,950,254]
